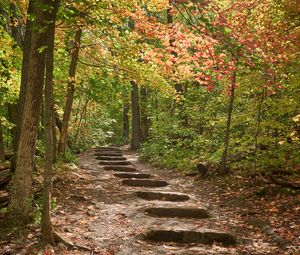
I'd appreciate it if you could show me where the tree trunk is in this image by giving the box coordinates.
[140,86,149,142]
[220,71,236,174]
[52,111,57,163]
[10,1,33,171]
[41,0,59,244]
[7,103,18,147]
[6,0,49,226]
[254,88,266,169]
[58,28,82,155]
[131,81,141,150]
[123,103,129,141]
[74,98,89,145]
[0,119,5,161]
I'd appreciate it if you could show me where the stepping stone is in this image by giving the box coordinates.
[114,173,152,179]
[136,191,190,202]
[144,207,210,218]
[98,161,131,166]
[144,229,236,246]
[122,179,168,187]
[104,166,137,172]
[96,156,126,161]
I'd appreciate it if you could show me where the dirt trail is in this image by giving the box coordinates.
[56,146,288,255]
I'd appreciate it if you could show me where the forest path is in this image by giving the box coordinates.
[53,147,288,255]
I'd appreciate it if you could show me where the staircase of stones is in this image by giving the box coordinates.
[94,146,236,248]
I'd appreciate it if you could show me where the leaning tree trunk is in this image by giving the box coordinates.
[58,28,82,155]
[123,103,130,142]
[7,0,49,226]
[131,81,141,150]
[220,71,236,174]
[0,119,5,161]
[41,0,59,244]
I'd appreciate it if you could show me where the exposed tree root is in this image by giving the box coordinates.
[54,231,92,252]
[269,176,300,190]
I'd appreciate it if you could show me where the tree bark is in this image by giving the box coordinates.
[41,0,59,244]
[123,103,130,141]
[10,1,33,171]
[220,71,236,174]
[74,98,89,145]
[0,119,5,161]
[140,86,149,142]
[6,0,49,226]
[254,88,266,169]
[131,81,141,150]
[58,28,82,155]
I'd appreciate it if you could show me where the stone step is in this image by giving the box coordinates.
[144,229,236,246]
[144,207,210,218]
[95,147,120,151]
[96,156,126,161]
[122,179,168,187]
[95,152,123,157]
[136,191,190,202]
[114,173,152,179]
[99,161,131,166]
[104,166,137,172]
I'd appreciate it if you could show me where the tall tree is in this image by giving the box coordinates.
[140,86,149,141]
[6,0,49,226]
[123,103,130,142]
[131,81,141,150]
[58,28,82,155]
[41,0,59,243]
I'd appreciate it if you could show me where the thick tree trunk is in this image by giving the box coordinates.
[7,0,49,226]
[131,81,141,150]
[10,1,33,171]
[41,0,59,244]
[58,29,82,155]
[220,71,236,174]
[0,119,5,161]
[140,86,149,142]
[123,103,130,141]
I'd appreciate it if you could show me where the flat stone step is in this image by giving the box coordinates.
[114,173,152,179]
[104,166,137,172]
[95,152,123,157]
[96,156,126,161]
[144,229,236,246]
[96,147,120,151]
[136,191,190,202]
[99,161,131,166]
[144,207,210,218]
[122,179,168,187]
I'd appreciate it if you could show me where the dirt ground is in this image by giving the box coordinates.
[0,147,299,255]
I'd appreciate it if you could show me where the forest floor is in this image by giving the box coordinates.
[0,147,299,255]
